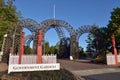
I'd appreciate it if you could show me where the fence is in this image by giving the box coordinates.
[9,54,57,64]
[118,55,120,62]
[42,54,57,63]
[106,54,120,65]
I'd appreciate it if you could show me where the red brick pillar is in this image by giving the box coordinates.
[18,32,25,64]
[37,30,42,64]
[111,34,118,64]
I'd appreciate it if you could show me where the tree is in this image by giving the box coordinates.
[78,46,86,58]
[107,7,120,47]
[86,25,108,58]
[0,0,4,7]
[58,38,70,58]
[49,46,56,54]
[0,0,21,63]
[44,41,50,54]
[0,0,19,50]
[86,33,96,52]
[24,46,33,54]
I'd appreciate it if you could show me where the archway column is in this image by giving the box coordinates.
[1,34,12,63]
[70,35,79,59]
[111,34,118,64]
[33,35,38,54]
[18,32,25,64]
[37,30,43,64]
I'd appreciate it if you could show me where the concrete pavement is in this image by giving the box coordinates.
[72,68,120,76]
[72,68,120,80]
[58,59,120,80]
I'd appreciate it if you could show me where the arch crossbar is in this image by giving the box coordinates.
[40,19,74,36]
[75,25,98,40]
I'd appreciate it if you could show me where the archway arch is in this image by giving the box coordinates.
[2,19,71,57]
[75,25,98,41]
[12,19,40,54]
[1,18,40,60]
[25,35,34,46]
[40,19,74,37]
[78,33,89,51]
[2,18,103,62]
[75,25,104,58]
[39,19,74,57]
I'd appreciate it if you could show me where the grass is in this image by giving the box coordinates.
[0,69,76,80]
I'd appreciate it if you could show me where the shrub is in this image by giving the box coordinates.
[91,57,106,63]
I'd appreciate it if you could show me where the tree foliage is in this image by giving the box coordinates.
[44,41,50,54]
[24,46,33,54]
[44,41,58,54]
[85,7,120,58]
[86,33,96,52]
[0,0,4,7]
[86,26,108,58]
[0,0,19,50]
[107,7,120,47]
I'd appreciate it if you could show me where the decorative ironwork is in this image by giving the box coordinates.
[21,18,40,33]
[40,19,75,57]
[40,19,75,36]
[25,35,35,46]
[75,25,98,41]
[1,18,103,62]
[54,27,66,39]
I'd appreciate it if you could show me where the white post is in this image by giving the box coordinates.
[70,56,73,60]
[0,34,8,55]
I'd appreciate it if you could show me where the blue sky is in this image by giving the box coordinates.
[13,0,120,50]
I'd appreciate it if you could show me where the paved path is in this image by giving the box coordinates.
[0,60,120,80]
[72,68,120,80]
[58,59,120,80]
